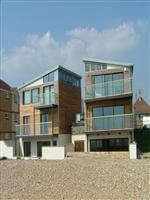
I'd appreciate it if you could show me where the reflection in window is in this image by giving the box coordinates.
[23,91,31,104]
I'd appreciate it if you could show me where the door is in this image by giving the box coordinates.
[75,140,84,152]
[24,141,31,157]
[37,141,50,157]
[41,113,49,134]
[23,116,30,135]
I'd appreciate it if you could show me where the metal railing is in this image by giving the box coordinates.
[85,78,132,99]
[85,114,134,132]
[16,122,55,136]
[33,92,57,107]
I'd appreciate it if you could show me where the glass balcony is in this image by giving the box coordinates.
[34,92,57,109]
[85,114,133,132]
[16,122,56,136]
[85,78,132,99]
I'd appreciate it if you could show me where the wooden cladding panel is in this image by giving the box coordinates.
[59,82,81,134]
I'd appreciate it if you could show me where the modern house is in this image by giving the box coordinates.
[16,65,81,157]
[72,58,134,153]
[0,80,19,141]
[134,97,150,128]
[0,80,19,158]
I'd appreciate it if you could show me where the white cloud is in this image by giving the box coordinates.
[1,21,142,86]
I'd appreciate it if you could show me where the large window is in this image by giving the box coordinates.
[93,73,124,97]
[23,90,31,104]
[31,88,39,103]
[92,105,125,130]
[90,138,128,152]
[59,70,81,88]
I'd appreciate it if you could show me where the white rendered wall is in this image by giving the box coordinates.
[0,140,14,158]
[72,134,87,152]
[42,147,65,160]
[129,143,137,159]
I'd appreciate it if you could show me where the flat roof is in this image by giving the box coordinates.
[83,58,134,67]
[19,65,81,90]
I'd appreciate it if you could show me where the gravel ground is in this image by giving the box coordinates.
[0,157,150,200]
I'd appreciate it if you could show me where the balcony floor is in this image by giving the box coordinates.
[85,93,132,103]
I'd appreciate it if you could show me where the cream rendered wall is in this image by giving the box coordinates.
[25,78,43,88]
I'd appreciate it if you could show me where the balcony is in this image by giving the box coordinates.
[34,92,57,109]
[16,122,58,136]
[85,114,133,132]
[85,78,132,100]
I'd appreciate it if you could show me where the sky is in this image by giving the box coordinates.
[0,0,150,103]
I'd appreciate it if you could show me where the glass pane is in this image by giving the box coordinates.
[114,115,124,129]
[94,75,104,84]
[43,74,49,83]
[85,63,90,72]
[104,117,113,130]
[93,118,103,130]
[93,107,103,117]
[24,91,31,104]
[44,86,53,105]
[113,73,123,81]
[104,107,113,116]
[49,72,54,82]
[32,88,39,103]
[114,106,124,115]
[105,74,112,82]
[91,64,96,71]
[113,79,124,95]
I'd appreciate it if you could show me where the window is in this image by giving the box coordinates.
[31,88,39,103]
[6,92,11,99]
[85,63,91,72]
[14,113,19,123]
[93,107,103,117]
[59,70,81,88]
[101,64,107,70]
[91,64,97,71]
[14,94,18,104]
[23,90,31,104]
[53,140,57,146]
[4,113,9,119]
[92,105,125,130]
[43,72,54,83]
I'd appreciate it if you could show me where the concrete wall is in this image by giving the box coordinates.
[42,147,65,160]
[72,134,87,152]
[0,140,14,158]
[58,134,71,146]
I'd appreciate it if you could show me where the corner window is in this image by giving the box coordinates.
[23,90,31,104]
[85,63,91,72]
[43,72,54,83]
[31,88,39,103]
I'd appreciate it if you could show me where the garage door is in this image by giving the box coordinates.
[75,140,84,152]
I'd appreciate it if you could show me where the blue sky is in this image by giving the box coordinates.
[0,0,150,103]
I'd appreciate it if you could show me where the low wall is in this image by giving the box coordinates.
[0,140,14,158]
[42,147,65,160]
[69,152,129,159]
